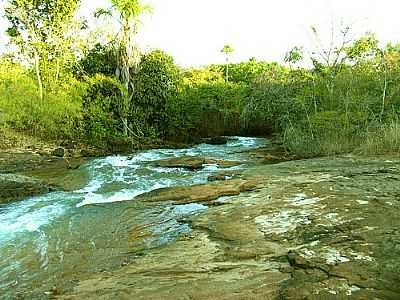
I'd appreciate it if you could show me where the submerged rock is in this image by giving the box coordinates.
[201,136,228,145]
[0,174,51,203]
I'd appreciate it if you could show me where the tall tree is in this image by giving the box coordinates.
[97,0,152,136]
[5,0,81,102]
[221,44,234,82]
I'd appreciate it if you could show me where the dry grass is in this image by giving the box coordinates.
[358,122,400,155]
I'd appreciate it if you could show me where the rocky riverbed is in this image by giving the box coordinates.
[59,155,400,300]
[1,139,399,299]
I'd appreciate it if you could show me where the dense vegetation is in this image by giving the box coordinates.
[1,0,400,157]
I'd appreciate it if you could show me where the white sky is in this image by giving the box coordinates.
[1,0,400,67]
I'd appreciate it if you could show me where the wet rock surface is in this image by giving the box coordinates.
[135,177,262,205]
[152,156,243,170]
[0,174,51,203]
[152,156,206,170]
[0,152,88,174]
[0,151,89,200]
[207,170,242,181]
[60,155,400,300]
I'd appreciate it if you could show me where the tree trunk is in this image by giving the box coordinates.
[380,53,387,122]
[33,49,44,104]
[55,57,60,83]
[225,56,229,82]
[116,18,141,137]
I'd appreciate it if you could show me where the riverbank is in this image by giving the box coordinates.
[0,133,283,203]
[59,155,400,300]
[0,130,196,202]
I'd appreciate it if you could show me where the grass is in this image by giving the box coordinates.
[358,121,400,155]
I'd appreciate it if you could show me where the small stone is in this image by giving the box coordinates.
[51,147,65,157]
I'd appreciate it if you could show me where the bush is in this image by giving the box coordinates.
[133,50,181,138]
[166,81,249,141]
[0,60,84,139]
[78,43,117,77]
[82,74,125,144]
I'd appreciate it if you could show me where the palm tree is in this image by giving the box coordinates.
[97,0,152,136]
[221,44,234,82]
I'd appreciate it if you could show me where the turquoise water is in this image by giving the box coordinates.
[0,137,267,299]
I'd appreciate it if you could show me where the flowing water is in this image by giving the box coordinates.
[0,137,267,299]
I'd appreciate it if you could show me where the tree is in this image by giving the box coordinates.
[284,46,304,68]
[78,42,118,77]
[5,0,81,102]
[97,0,152,136]
[133,50,181,138]
[221,44,234,82]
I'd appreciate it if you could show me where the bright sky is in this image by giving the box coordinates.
[1,0,400,66]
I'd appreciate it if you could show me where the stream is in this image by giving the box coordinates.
[0,137,267,299]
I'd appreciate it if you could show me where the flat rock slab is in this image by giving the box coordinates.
[152,156,243,170]
[153,156,205,170]
[135,178,261,205]
[60,156,400,300]
[0,174,50,204]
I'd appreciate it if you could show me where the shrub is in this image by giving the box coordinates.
[82,74,125,143]
[0,60,84,139]
[133,50,181,138]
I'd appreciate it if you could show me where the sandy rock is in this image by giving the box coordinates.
[135,178,261,205]
[205,159,243,168]
[207,170,242,182]
[153,156,205,170]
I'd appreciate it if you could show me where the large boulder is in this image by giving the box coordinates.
[0,174,51,204]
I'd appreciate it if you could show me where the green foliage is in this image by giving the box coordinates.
[110,0,153,20]
[182,67,224,85]
[212,59,289,85]
[6,0,80,39]
[0,59,84,139]
[5,0,82,81]
[78,43,117,77]
[345,33,379,62]
[2,13,400,157]
[167,80,249,141]
[221,44,234,55]
[82,74,125,143]
[284,47,304,66]
[133,50,181,138]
